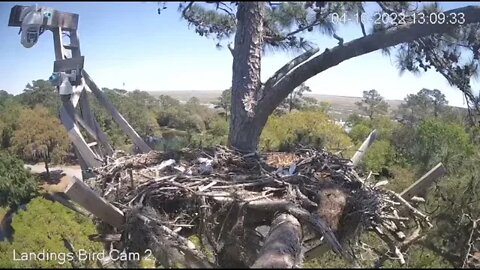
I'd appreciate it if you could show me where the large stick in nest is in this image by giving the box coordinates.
[82,145,432,268]
[251,213,302,268]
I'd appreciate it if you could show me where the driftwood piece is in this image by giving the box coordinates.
[251,214,303,268]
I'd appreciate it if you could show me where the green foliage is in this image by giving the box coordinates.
[346,113,368,127]
[180,3,236,41]
[316,101,332,113]
[0,100,25,150]
[394,19,480,112]
[363,140,395,173]
[348,123,371,144]
[17,80,60,115]
[158,94,181,108]
[275,83,313,114]
[379,245,453,268]
[1,78,477,269]
[0,197,102,268]
[415,118,474,171]
[157,107,205,133]
[304,250,350,268]
[348,115,397,144]
[0,90,15,110]
[384,165,417,193]
[0,153,38,208]
[355,89,389,120]
[260,111,353,152]
[186,97,216,130]
[396,88,450,126]
[12,105,70,167]
[421,154,480,267]
[370,115,397,141]
[103,89,161,137]
[213,88,231,121]
[200,117,229,147]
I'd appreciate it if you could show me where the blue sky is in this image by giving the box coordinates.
[0,1,478,107]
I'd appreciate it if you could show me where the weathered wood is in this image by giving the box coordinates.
[351,129,378,167]
[47,192,92,217]
[400,163,447,200]
[79,89,114,156]
[251,214,302,268]
[82,70,151,153]
[59,106,102,169]
[64,176,124,228]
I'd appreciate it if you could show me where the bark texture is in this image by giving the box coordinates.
[251,214,303,268]
[229,2,265,152]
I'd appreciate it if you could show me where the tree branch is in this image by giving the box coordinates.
[251,213,302,268]
[181,1,194,18]
[333,33,344,46]
[358,11,367,37]
[216,2,235,17]
[261,5,480,115]
[262,46,319,92]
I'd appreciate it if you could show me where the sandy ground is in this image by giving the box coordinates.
[24,163,83,193]
[24,163,83,178]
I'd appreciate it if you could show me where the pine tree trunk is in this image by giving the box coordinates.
[228,2,265,153]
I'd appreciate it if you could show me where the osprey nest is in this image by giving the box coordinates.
[86,145,431,268]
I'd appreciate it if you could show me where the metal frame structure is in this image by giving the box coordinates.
[8,5,151,179]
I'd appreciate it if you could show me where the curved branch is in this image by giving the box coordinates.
[333,33,344,46]
[260,5,480,114]
[262,46,319,91]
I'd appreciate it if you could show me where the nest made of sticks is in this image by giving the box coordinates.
[87,145,432,268]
